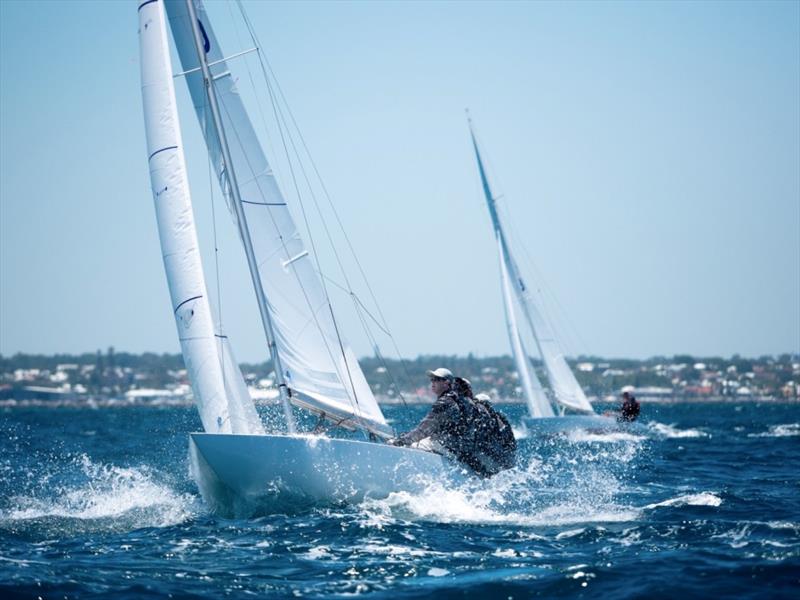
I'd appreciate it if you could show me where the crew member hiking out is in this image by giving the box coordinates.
[389,369,516,476]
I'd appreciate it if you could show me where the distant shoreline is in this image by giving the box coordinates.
[2,395,796,410]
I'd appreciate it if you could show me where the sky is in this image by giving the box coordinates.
[1,0,798,363]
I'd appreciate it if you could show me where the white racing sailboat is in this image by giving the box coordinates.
[468,118,641,435]
[138,0,455,514]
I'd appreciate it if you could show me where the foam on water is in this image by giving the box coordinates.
[565,430,646,443]
[1,454,196,531]
[356,442,641,527]
[747,423,800,438]
[647,422,710,439]
[643,492,723,509]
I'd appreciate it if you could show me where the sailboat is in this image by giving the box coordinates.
[468,118,641,435]
[138,0,456,514]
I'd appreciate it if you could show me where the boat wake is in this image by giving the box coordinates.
[0,454,197,535]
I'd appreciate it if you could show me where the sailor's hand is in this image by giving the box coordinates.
[387,437,408,447]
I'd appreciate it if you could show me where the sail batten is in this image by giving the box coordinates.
[165,0,389,436]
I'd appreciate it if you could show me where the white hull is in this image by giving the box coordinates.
[189,433,460,515]
[520,415,647,436]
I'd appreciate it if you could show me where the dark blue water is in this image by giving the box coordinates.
[1,402,798,599]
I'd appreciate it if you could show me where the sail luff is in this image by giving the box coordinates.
[139,0,234,433]
[497,236,554,418]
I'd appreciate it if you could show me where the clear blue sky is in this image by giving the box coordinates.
[1,0,798,362]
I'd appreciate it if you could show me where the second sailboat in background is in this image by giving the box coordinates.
[467,117,644,435]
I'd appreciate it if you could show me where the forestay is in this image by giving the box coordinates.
[139,0,263,435]
[470,124,594,416]
[164,0,391,437]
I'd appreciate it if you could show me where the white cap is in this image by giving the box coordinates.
[426,367,454,380]
[474,393,491,402]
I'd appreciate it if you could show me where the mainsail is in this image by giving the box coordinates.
[139,0,263,435]
[164,0,391,437]
[469,122,594,416]
[497,237,554,418]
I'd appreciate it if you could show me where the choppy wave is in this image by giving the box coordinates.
[648,422,710,439]
[0,454,196,531]
[643,492,722,509]
[747,423,800,438]
[566,430,646,443]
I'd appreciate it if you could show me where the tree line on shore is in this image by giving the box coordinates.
[2,349,797,401]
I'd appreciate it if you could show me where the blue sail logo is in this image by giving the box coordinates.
[197,19,210,54]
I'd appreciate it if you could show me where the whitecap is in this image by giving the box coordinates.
[1,454,196,529]
[747,423,800,438]
[303,546,332,560]
[644,492,722,509]
[767,521,799,531]
[648,422,709,439]
[566,430,645,443]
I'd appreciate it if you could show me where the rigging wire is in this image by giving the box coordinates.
[208,3,373,434]
[471,121,589,361]
[503,200,591,360]
[257,57,369,434]
[223,1,289,200]
[321,274,410,405]
[234,0,417,397]
[212,89,369,430]
[191,11,370,432]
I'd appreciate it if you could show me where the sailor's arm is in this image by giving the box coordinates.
[393,396,452,445]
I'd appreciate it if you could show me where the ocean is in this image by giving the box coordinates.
[1,402,798,599]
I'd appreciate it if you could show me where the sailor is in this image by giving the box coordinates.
[388,368,463,457]
[390,370,516,476]
[618,391,641,422]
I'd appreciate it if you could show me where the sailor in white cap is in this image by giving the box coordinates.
[425,367,454,398]
[389,367,460,451]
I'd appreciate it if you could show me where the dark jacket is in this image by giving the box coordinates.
[619,397,640,422]
[397,390,469,453]
[398,391,515,476]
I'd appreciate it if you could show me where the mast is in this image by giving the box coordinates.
[184,0,295,433]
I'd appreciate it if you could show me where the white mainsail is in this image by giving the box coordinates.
[163,0,390,437]
[139,0,263,435]
[469,123,594,416]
